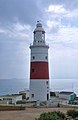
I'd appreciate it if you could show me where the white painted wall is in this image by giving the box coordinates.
[0,95,22,104]
[30,46,49,62]
[29,80,50,101]
[12,95,22,104]
[59,94,70,100]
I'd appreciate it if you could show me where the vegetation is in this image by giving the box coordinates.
[50,92,56,97]
[16,100,26,104]
[67,109,78,118]
[36,110,78,120]
[35,111,66,120]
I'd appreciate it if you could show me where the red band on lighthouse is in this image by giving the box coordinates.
[30,62,49,79]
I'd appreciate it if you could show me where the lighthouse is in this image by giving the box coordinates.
[29,21,49,101]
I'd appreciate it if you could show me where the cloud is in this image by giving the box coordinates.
[0,21,32,79]
[0,28,6,33]
[47,5,66,14]
[50,47,78,79]
[0,35,30,79]
[0,0,43,26]
[41,0,78,10]
[43,3,78,35]
[0,22,32,43]
[46,27,78,50]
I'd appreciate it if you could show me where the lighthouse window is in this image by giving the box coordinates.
[32,94,34,98]
[45,56,48,60]
[32,69,34,72]
[33,56,35,59]
[46,81,49,85]
[47,90,49,92]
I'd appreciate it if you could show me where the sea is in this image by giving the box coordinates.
[0,78,29,95]
[0,78,78,96]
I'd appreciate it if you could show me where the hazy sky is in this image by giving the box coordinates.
[0,0,78,79]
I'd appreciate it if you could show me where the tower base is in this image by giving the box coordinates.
[29,80,50,101]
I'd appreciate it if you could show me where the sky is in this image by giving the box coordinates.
[0,0,78,79]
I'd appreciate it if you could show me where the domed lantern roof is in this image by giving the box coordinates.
[34,21,45,33]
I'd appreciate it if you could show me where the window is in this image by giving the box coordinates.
[32,94,34,98]
[45,56,48,60]
[33,56,35,59]
[46,81,49,85]
[32,69,34,72]
[47,86,49,89]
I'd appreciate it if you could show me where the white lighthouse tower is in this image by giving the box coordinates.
[30,21,49,101]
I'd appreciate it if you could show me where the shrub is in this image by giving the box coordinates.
[16,100,26,104]
[55,111,65,119]
[67,109,78,118]
[36,111,66,120]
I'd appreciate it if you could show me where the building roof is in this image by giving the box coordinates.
[0,94,22,98]
[19,90,29,93]
[59,91,75,95]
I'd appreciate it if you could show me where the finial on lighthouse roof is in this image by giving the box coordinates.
[37,20,40,23]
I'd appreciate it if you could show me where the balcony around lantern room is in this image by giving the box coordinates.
[30,40,49,49]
